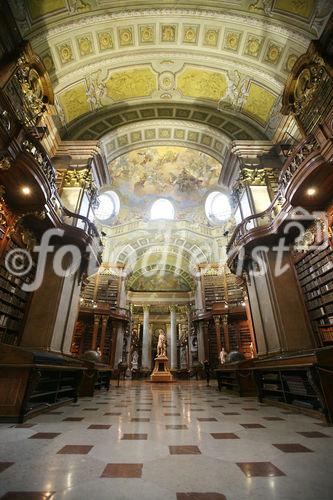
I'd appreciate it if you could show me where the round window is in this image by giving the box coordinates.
[150,198,175,220]
[205,191,231,223]
[94,191,120,222]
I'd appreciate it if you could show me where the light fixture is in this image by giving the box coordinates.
[306,187,317,196]
[241,301,246,307]
[21,186,31,195]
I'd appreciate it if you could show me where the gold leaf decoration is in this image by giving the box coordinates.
[106,68,157,101]
[118,27,134,47]
[98,31,114,51]
[161,25,177,42]
[242,83,276,125]
[57,42,74,65]
[59,83,90,122]
[204,28,219,47]
[177,67,227,101]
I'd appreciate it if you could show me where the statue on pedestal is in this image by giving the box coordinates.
[151,328,172,382]
[157,329,167,357]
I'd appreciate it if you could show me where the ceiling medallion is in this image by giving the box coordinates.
[159,72,175,91]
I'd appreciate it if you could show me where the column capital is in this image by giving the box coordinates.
[94,315,101,324]
[169,305,177,313]
[143,305,150,313]
[213,315,221,326]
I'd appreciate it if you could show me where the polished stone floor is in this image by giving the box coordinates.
[0,380,333,500]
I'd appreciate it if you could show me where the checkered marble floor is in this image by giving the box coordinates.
[0,380,333,500]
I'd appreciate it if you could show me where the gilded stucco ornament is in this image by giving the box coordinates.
[70,0,92,13]
[0,156,12,171]
[0,109,11,132]
[63,168,97,201]
[22,139,56,187]
[12,57,46,127]
[248,0,273,16]
[293,56,325,116]
[86,70,105,109]
[217,70,249,112]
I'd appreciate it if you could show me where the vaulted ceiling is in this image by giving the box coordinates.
[10,1,332,166]
[8,0,332,275]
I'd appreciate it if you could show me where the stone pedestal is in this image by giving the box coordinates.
[150,356,173,382]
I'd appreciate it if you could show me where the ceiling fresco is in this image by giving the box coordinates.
[108,146,222,210]
[9,0,332,155]
[128,270,191,292]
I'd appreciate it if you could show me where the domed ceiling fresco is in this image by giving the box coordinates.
[108,146,221,221]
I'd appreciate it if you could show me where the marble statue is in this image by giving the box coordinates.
[220,347,227,365]
[132,350,139,370]
[157,329,167,357]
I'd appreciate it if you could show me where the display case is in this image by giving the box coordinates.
[0,344,85,422]
[253,348,333,422]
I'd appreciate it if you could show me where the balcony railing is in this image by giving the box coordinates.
[227,135,322,256]
[279,135,320,194]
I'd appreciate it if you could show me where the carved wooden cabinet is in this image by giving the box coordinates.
[0,344,85,422]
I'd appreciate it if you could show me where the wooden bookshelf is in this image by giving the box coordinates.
[0,241,35,346]
[294,243,333,346]
[253,348,333,422]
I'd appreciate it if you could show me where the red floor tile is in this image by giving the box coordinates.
[57,445,93,454]
[121,433,148,440]
[273,443,313,453]
[0,463,14,474]
[237,461,286,477]
[240,423,265,429]
[62,417,84,422]
[166,425,188,430]
[169,445,201,455]
[211,433,239,439]
[88,425,111,429]
[297,431,330,438]
[177,494,227,500]
[198,418,218,422]
[101,463,143,478]
[1,492,54,499]
[263,417,285,421]
[12,424,35,429]
[131,418,150,422]
[29,433,61,440]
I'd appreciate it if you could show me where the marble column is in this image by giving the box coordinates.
[99,316,108,358]
[213,315,222,361]
[195,273,204,310]
[118,272,127,308]
[142,305,150,369]
[91,315,101,350]
[197,322,205,363]
[222,315,230,352]
[187,307,192,368]
[114,322,125,367]
[166,324,171,360]
[170,306,177,369]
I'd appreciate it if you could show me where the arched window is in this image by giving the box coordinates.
[150,198,175,220]
[94,191,120,222]
[205,191,231,223]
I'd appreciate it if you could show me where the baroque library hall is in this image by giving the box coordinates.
[0,1,333,499]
